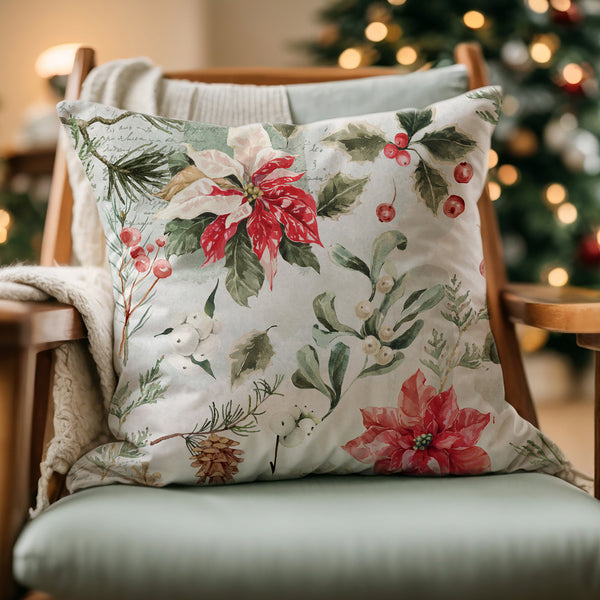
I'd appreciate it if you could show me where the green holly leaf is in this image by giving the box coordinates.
[228,328,275,388]
[323,123,387,162]
[395,108,433,138]
[317,174,369,219]
[313,291,360,335]
[164,215,213,258]
[279,235,320,273]
[358,352,404,378]
[292,345,334,401]
[413,159,448,215]
[328,243,371,279]
[416,126,476,161]
[328,342,351,408]
[203,280,219,318]
[371,231,408,283]
[272,123,299,140]
[224,227,265,307]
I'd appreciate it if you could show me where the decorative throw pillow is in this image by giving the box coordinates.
[58,87,572,491]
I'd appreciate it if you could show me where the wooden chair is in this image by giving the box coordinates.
[2,43,600,600]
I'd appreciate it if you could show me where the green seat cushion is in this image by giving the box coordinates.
[14,473,600,600]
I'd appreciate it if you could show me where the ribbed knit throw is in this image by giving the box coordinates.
[0,58,292,516]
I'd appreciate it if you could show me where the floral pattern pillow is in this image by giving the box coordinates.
[58,87,571,491]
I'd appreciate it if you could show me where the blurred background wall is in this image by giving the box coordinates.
[0,0,328,149]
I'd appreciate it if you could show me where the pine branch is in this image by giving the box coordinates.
[151,375,285,446]
[109,358,167,432]
[510,433,564,468]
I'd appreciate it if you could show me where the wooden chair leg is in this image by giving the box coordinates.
[0,346,50,599]
[594,351,600,500]
[576,334,600,500]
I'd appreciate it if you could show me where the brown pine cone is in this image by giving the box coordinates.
[189,433,244,484]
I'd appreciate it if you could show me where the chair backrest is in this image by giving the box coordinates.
[40,43,538,428]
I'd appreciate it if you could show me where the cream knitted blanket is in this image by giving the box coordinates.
[0,57,292,515]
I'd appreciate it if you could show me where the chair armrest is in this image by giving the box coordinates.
[0,300,85,597]
[0,300,86,350]
[502,283,600,334]
[502,282,600,500]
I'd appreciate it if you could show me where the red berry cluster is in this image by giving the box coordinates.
[117,227,172,360]
[441,162,474,219]
[383,132,411,166]
[120,227,171,278]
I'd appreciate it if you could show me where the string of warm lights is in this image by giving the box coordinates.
[323,0,599,323]
[0,209,11,245]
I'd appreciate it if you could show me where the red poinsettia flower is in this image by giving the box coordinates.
[155,124,321,287]
[342,369,491,475]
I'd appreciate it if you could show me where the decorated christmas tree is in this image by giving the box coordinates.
[308,0,600,366]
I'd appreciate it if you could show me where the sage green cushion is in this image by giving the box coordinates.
[14,473,600,600]
[287,64,469,123]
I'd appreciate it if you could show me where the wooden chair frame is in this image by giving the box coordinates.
[1,42,599,599]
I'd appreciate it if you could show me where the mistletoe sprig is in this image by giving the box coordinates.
[292,230,444,421]
[420,274,498,392]
[150,375,284,448]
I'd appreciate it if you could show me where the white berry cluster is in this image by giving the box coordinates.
[354,275,396,366]
[167,312,222,374]
[268,404,321,447]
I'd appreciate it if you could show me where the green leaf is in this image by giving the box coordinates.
[328,342,351,405]
[398,284,445,324]
[395,108,433,138]
[358,352,404,378]
[323,122,387,162]
[224,227,265,307]
[292,345,334,400]
[190,356,216,378]
[467,88,503,125]
[328,243,370,279]
[272,123,299,140]
[403,288,427,311]
[167,151,193,176]
[413,159,448,215]
[203,280,219,318]
[371,231,407,283]
[164,214,213,258]
[416,126,476,161]
[279,235,320,273]
[317,173,369,219]
[154,327,174,337]
[388,320,424,350]
[363,308,382,337]
[484,332,500,364]
[311,325,349,348]
[228,329,275,388]
[380,273,407,315]
[457,343,484,369]
[313,291,359,335]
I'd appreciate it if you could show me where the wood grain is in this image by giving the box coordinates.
[40,47,96,267]
[503,283,600,333]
